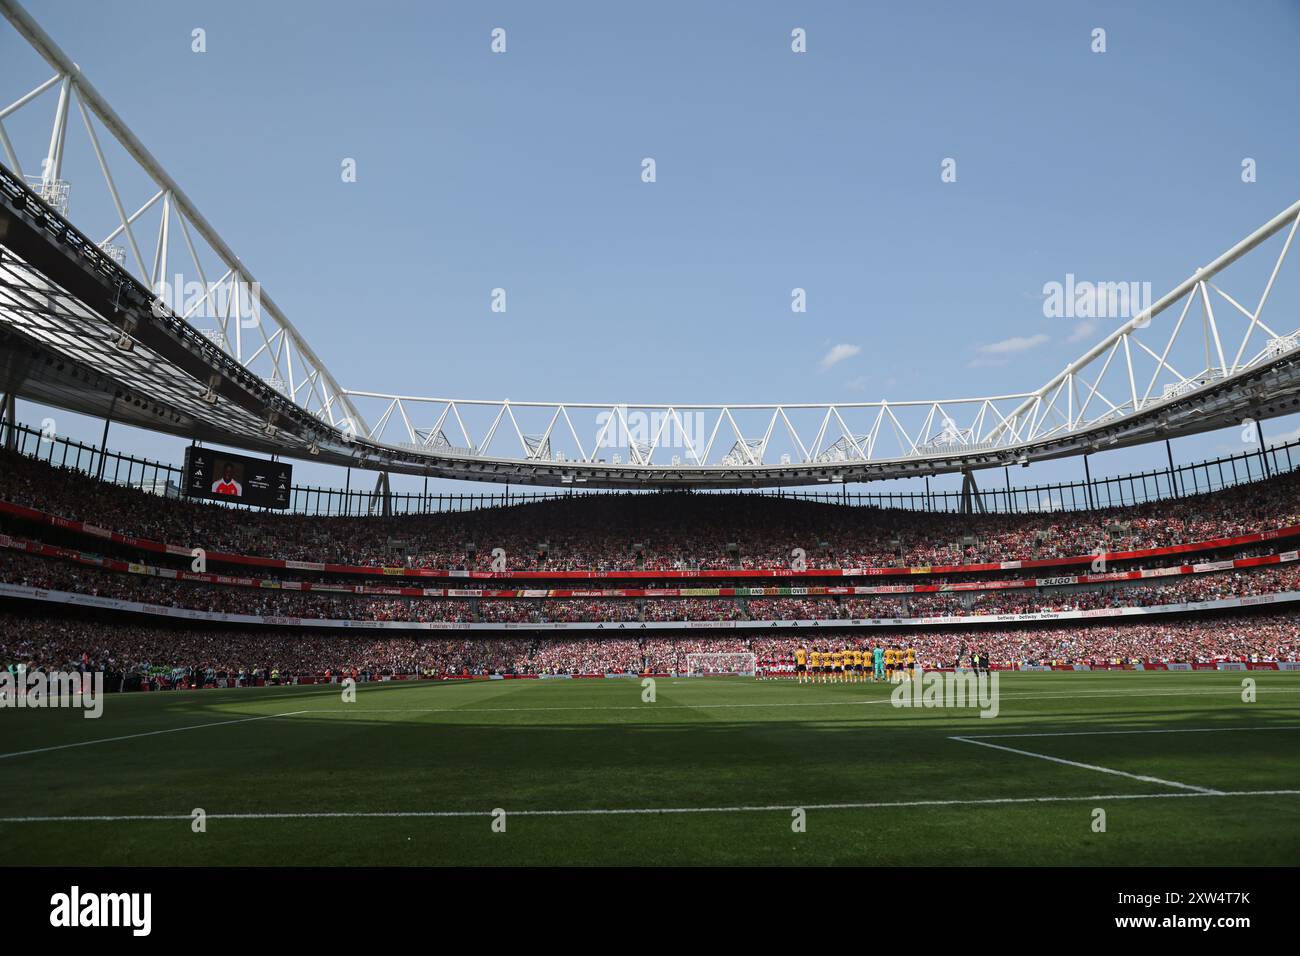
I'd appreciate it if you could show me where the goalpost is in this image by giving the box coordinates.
[685,652,758,677]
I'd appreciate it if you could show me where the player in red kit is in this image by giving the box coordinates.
[211,465,243,497]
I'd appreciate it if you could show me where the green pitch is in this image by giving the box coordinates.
[2,672,1298,865]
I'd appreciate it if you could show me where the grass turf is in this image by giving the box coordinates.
[1,671,1297,865]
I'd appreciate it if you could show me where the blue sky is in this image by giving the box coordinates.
[4,0,1300,497]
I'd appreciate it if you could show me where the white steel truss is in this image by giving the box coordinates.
[338,195,1300,478]
[2,0,1299,487]
[0,0,365,437]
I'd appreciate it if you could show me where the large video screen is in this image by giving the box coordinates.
[182,447,293,510]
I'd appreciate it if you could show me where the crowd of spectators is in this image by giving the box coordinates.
[750,615,1300,669]
[644,598,743,622]
[2,611,1296,682]
[4,449,1299,573]
[4,549,1300,623]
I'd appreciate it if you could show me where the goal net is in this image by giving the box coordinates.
[685,653,758,677]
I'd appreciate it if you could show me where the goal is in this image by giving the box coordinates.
[685,652,758,677]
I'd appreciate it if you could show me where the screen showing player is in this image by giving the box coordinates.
[210,460,244,497]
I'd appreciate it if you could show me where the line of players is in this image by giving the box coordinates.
[793,645,917,684]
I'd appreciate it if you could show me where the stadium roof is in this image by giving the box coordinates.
[3,0,1300,488]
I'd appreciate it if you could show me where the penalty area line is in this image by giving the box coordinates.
[1,790,1298,823]
[950,735,1222,794]
[0,711,309,760]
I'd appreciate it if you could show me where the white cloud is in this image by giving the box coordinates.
[820,343,861,370]
[1066,319,1099,344]
[978,333,1049,356]
[968,333,1049,367]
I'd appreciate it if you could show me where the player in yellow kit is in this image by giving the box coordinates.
[800,647,876,685]
[905,646,917,679]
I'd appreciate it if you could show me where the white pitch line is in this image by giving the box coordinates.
[950,735,1222,794]
[2,789,1298,823]
[0,711,308,760]
[962,725,1300,740]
